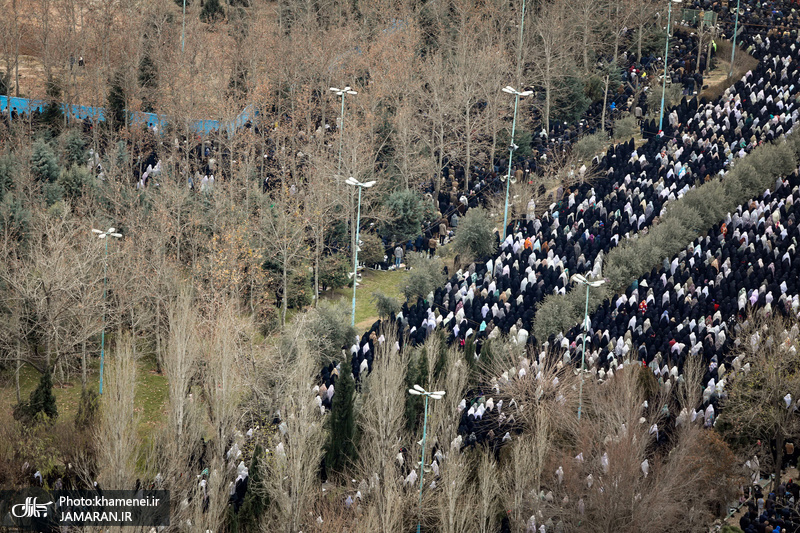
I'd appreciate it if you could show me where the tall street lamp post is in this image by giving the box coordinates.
[345,177,376,327]
[659,0,683,133]
[92,227,122,395]
[571,273,606,420]
[330,86,358,184]
[408,385,445,533]
[729,0,742,78]
[501,86,532,240]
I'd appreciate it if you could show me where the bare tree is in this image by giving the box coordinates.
[0,205,103,380]
[356,323,411,532]
[722,313,800,485]
[95,332,139,491]
[262,318,328,532]
[260,187,309,326]
[527,0,578,134]
[159,284,202,477]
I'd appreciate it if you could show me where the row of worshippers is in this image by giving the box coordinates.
[554,171,800,434]
[313,6,800,516]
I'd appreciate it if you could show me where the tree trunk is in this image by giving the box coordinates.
[155,298,162,374]
[16,339,21,403]
[464,105,471,192]
[489,101,497,170]
[13,0,20,97]
[776,430,785,489]
[583,24,590,73]
[81,339,87,389]
[612,3,621,66]
[314,234,321,306]
[436,124,445,195]
[176,209,182,263]
[637,22,644,63]
[601,75,610,133]
[281,260,288,326]
[544,82,551,135]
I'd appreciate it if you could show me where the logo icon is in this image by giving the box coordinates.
[11,497,52,518]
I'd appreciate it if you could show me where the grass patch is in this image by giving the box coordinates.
[0,356,169,438]
[701,39,759,102]
[322,268,408,331]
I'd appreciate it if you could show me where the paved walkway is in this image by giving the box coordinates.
[723,466,799,530]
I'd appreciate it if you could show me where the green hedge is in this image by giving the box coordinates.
[533,131,800,341]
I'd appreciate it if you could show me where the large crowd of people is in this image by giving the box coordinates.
[312,9,800,530]
[8,1,800,530]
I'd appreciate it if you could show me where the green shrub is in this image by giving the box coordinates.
[62,130,87,167]
[613,114,638,141]
[372,291,400,320]
[533,282,609,343]
[0,153,15,201]
[533,132,800,340]
[305,300,355,365]
[573,132,610,163]
[58,165,92,200]
[646,83,682,120]
[401,251,445,303]
[200,0,224,23]
[452,207,495,261]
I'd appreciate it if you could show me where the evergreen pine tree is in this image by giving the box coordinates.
[40,77,63,133]
[0,153,15,202]
[63,129,87,167]
[75,387,99,430]
[59,165,91,200]
[233,444,268,531]
[138,55,158,113]
[326,364,358,477]
[43,182,65,207]
[14,371,58,424]
[30,140,60,183]
[200,0,224,23]
[107,70,127,129]
[0,192,31,241]
[29,371,58,420]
